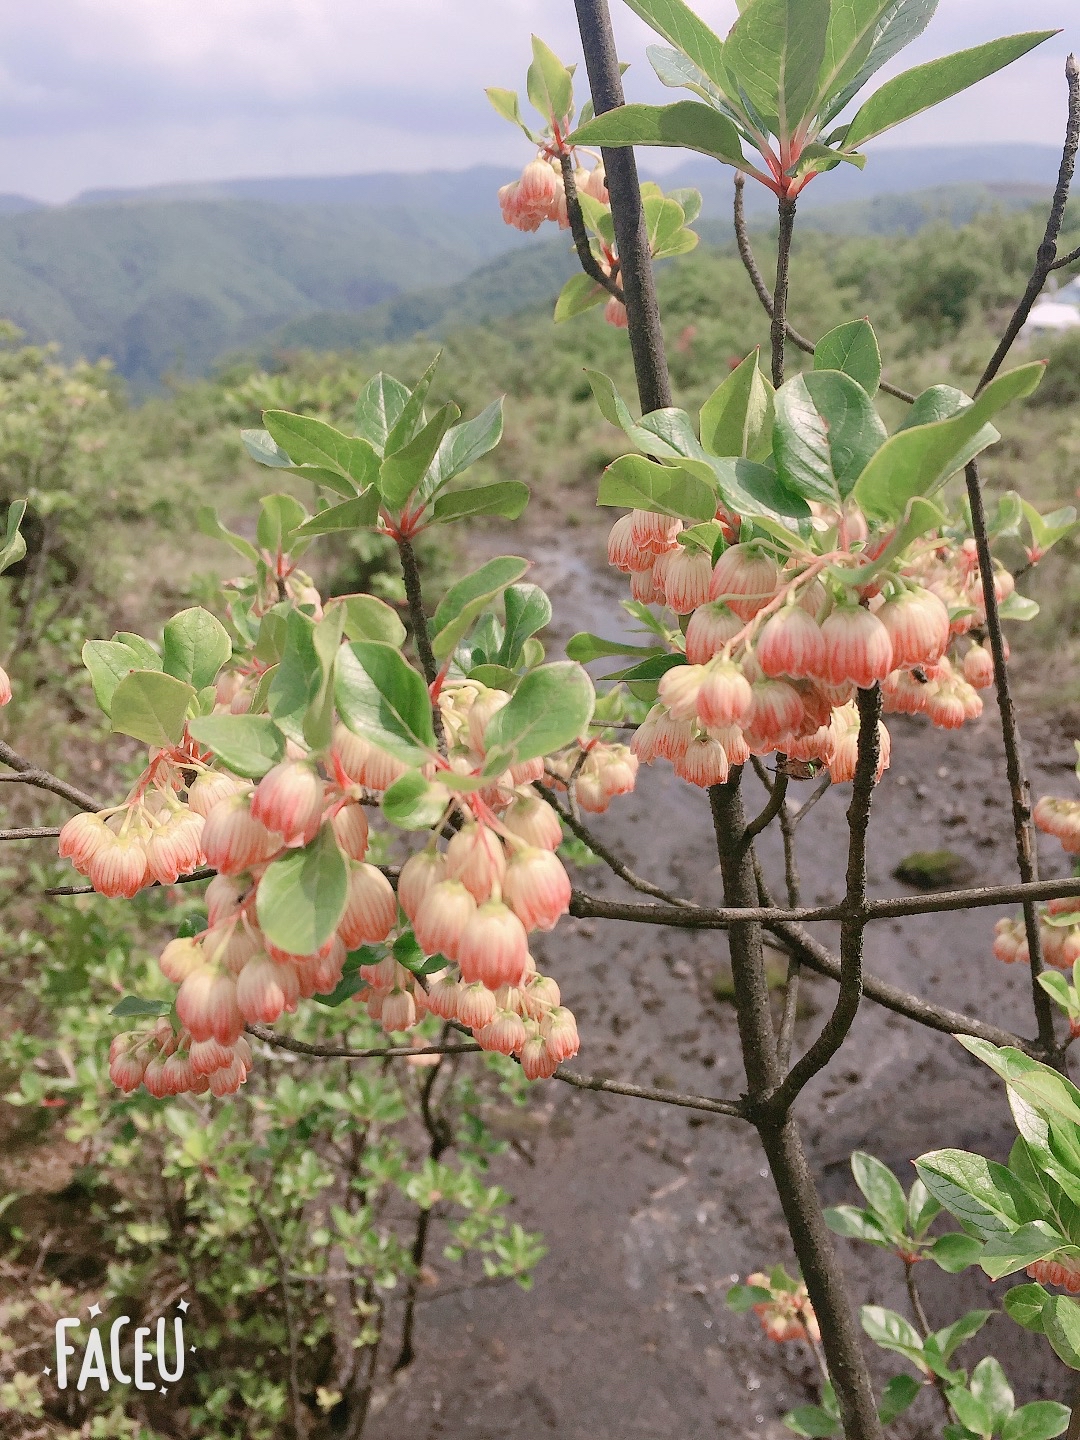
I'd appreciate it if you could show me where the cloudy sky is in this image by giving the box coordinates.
[0,0,1073,203]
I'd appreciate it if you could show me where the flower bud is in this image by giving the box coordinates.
[176,964,244,1045]
[58,810,110,873]
[457,981,498,1030]
[757,606,826,680]
[519,1031,558,1081]
[251,760,325,845]
[145,810,205,886]
[236,955,299,1023]
[541,1005,580,1062]
[159,936,205,984]
[398,847,449,920]
[696,661,753,730]
[380,987,418,1034]
[654,546,712,614]
[877,588,950,668]
[457,899,529,990]
[709,544,779,620]
[500,794,563,851]
[684,602,742,666]
[673,736,729,787]
[330,799,369,861]
[503,847,571,932]
[445,823,507,903]
[963,642,995,690]
[413,879,476,962]
[336,863,397,949]
[657,664,707,722]
[820,606,894,688]
[89,829,150,899]
[332,724,408,791]
[201,793,281,875]
[187,770,247,818]
[476,1008,527,1055]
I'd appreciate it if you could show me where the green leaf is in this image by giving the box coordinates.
[704,454,813,522]
[485,86,536,138]
[267,610,320,744]
[824,1204,893,1247]
[483,662,595,771]
[500,585,552,667]
[860,1305,927,1371]
[292,491,381,537]
[815,320,882,397]
[354,372,410,456]
[572,101,748,170]
[82,640,155,715]
[700,349,774,460]
[109,670,196,748]
[423,398,504,499]
[111,996,171,1018]
[998,592,1039,623]
[945,1385,992,1439]
[723,0,832,139]
[970,1357,1015,1433]
[915,1148,1041,1238]
[263,411,379,491]
[554,273,608,322]
[256,493,309,554]
[431,482,531,525]
[1044,1295,1080,1371]
[334,642,436,765]
[527,34,573,123]
[774,370,887,507]
[328,594,407,648]
[162,608,232,690]
[597,454,717,521]
[782,1406,841,1438]
[381,772,451,830]
[566,633,667,664]
[851,1152,909,1236]
[187,714,287,779]
[844,32,1056,148]
[980,1222,1070,1281]
[788,143,866,180]
[113,633,164,675]
[852,363,1045,520]
[819,0,940,127]
[0,498,26,575]
[1003,1283,1050,1334]
[908,1177,942,1237]
[929,1233,985,1273]
[644,194,698,259]
[241,427,293,468]
[196,505,259,563]
[933,1309,994,1362]
[1002,1403,1071,1440]
[647,43,730,107]
[382,359,441,460]
[379,402,459,511]
[431,556,529,663]
[878,1374,921,1425]
[619,0,730,92]
[960,1038,1080,1135]
[304,607,346,754]
[256,827,349,957]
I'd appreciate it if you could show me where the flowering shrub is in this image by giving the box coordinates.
[5,0,1080,1436]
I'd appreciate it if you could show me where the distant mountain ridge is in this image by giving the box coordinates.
[0,145,1062,387]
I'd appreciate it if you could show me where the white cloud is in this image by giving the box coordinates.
[0,0,1072,201]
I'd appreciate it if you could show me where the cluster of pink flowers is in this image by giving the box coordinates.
[1034,794,1080,855]
[75,665,632,1098]
[606,509,1013,787]
[498,156,625,326]
[109,1017,254,1099]
[498,156,607,233]
[745,1272,821,1344]
[1027,1257,1080,1293]
[994,899,1080,981]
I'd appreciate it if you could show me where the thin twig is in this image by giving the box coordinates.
[791,774,833,828]
[732,174,916,404]
[905,1260,953,1424]
[0,826,62,840]
[569,872,1080,928]
[573,0,672,414]
[977,54,1080,392]
[559,152,624,301]
[534,779,697,907]
[771,918,1032,1056]
[745,757,789,844]
[772,687,880,1111]
[248,1022,744,1117]
[0,740,103,812]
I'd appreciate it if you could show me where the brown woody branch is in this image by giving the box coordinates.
[247,1022,744,1118]
[732,174,916,404]
[0,739,103,813]
[558,152,624,302]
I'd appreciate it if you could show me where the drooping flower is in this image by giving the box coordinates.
[458,899,530,990]
[201,793,281,875]
[503,847,572,932]
[336,863,398,948]
[709,544,780,621]
[820,605,894,688]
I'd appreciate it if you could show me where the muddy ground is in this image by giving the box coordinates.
[364,520,1080,1440]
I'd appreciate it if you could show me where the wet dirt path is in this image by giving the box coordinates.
[368,525,1080,1440]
